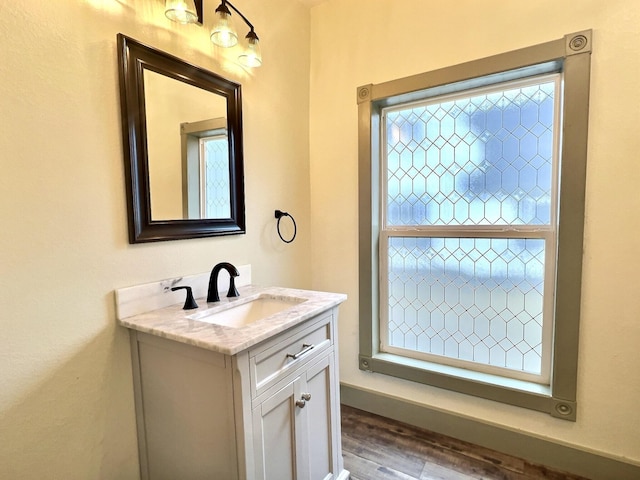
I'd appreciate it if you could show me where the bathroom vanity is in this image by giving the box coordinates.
[116,278,349,480]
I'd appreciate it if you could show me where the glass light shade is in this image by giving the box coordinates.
[165,0,198,24]
[238,33,262,68]
[211,10,238,48]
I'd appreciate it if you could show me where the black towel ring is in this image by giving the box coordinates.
[275,210,297,243]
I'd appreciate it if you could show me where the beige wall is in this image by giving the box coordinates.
[0,0,312,478]
[309,0,640,466]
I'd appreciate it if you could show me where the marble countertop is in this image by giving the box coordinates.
[117,285,347,355]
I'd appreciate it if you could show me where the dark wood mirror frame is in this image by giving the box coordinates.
[117,34,245,243]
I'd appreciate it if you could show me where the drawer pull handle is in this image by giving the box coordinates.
[286,343,315,360]
[296,393,312,408]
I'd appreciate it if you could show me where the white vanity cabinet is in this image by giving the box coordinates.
[249,313,341,480]
[127,305,349,480]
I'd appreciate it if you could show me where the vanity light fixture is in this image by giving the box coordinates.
[164,0,262,68]
[211,0,262,67]
[164,0,201,24]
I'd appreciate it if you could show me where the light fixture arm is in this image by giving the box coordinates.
[221,0,257,37]
[167,0,262,66]
[193,0,204,24]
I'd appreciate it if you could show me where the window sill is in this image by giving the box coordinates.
[359,352,576,420]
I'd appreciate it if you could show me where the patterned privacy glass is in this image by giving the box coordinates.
[387,237,546,374]
[203,136,231,218]
[385,81,555,227]
[383,77,558,377]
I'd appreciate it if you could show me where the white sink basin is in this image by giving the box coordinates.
[188,295,305,328]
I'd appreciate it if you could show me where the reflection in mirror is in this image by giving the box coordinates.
[144,71,228,220]
[181,118,230,219]
[117,34,245,243]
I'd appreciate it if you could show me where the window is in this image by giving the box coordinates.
[180,118,230,219]
[382,75,560,384]
[358,31,592,419]
[200,134,231,218]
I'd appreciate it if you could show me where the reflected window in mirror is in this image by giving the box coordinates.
[180,118,231,220]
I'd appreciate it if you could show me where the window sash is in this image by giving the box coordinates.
[378,74,562,384]
[380,74,562,230]
[199,134,231,219]
[379,230,556,384]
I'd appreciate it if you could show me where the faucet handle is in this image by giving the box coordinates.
[171,286,199,310]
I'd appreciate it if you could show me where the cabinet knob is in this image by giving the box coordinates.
[295,393,312,408]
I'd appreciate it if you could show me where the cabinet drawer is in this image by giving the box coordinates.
[249,311,333,398]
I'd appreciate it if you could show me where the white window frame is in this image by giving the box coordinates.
[357,31,592,420]
[199,133,231,218]
[379,75,562,385]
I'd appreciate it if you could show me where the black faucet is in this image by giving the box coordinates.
[207,262,240,303]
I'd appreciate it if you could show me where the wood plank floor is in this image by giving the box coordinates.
[341,405,590,480]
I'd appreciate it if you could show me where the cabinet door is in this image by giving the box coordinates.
[252,376,308,480]
[252,353,339,480]
[302,354,338,480]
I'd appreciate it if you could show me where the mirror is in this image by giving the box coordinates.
[117,34,245,243]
